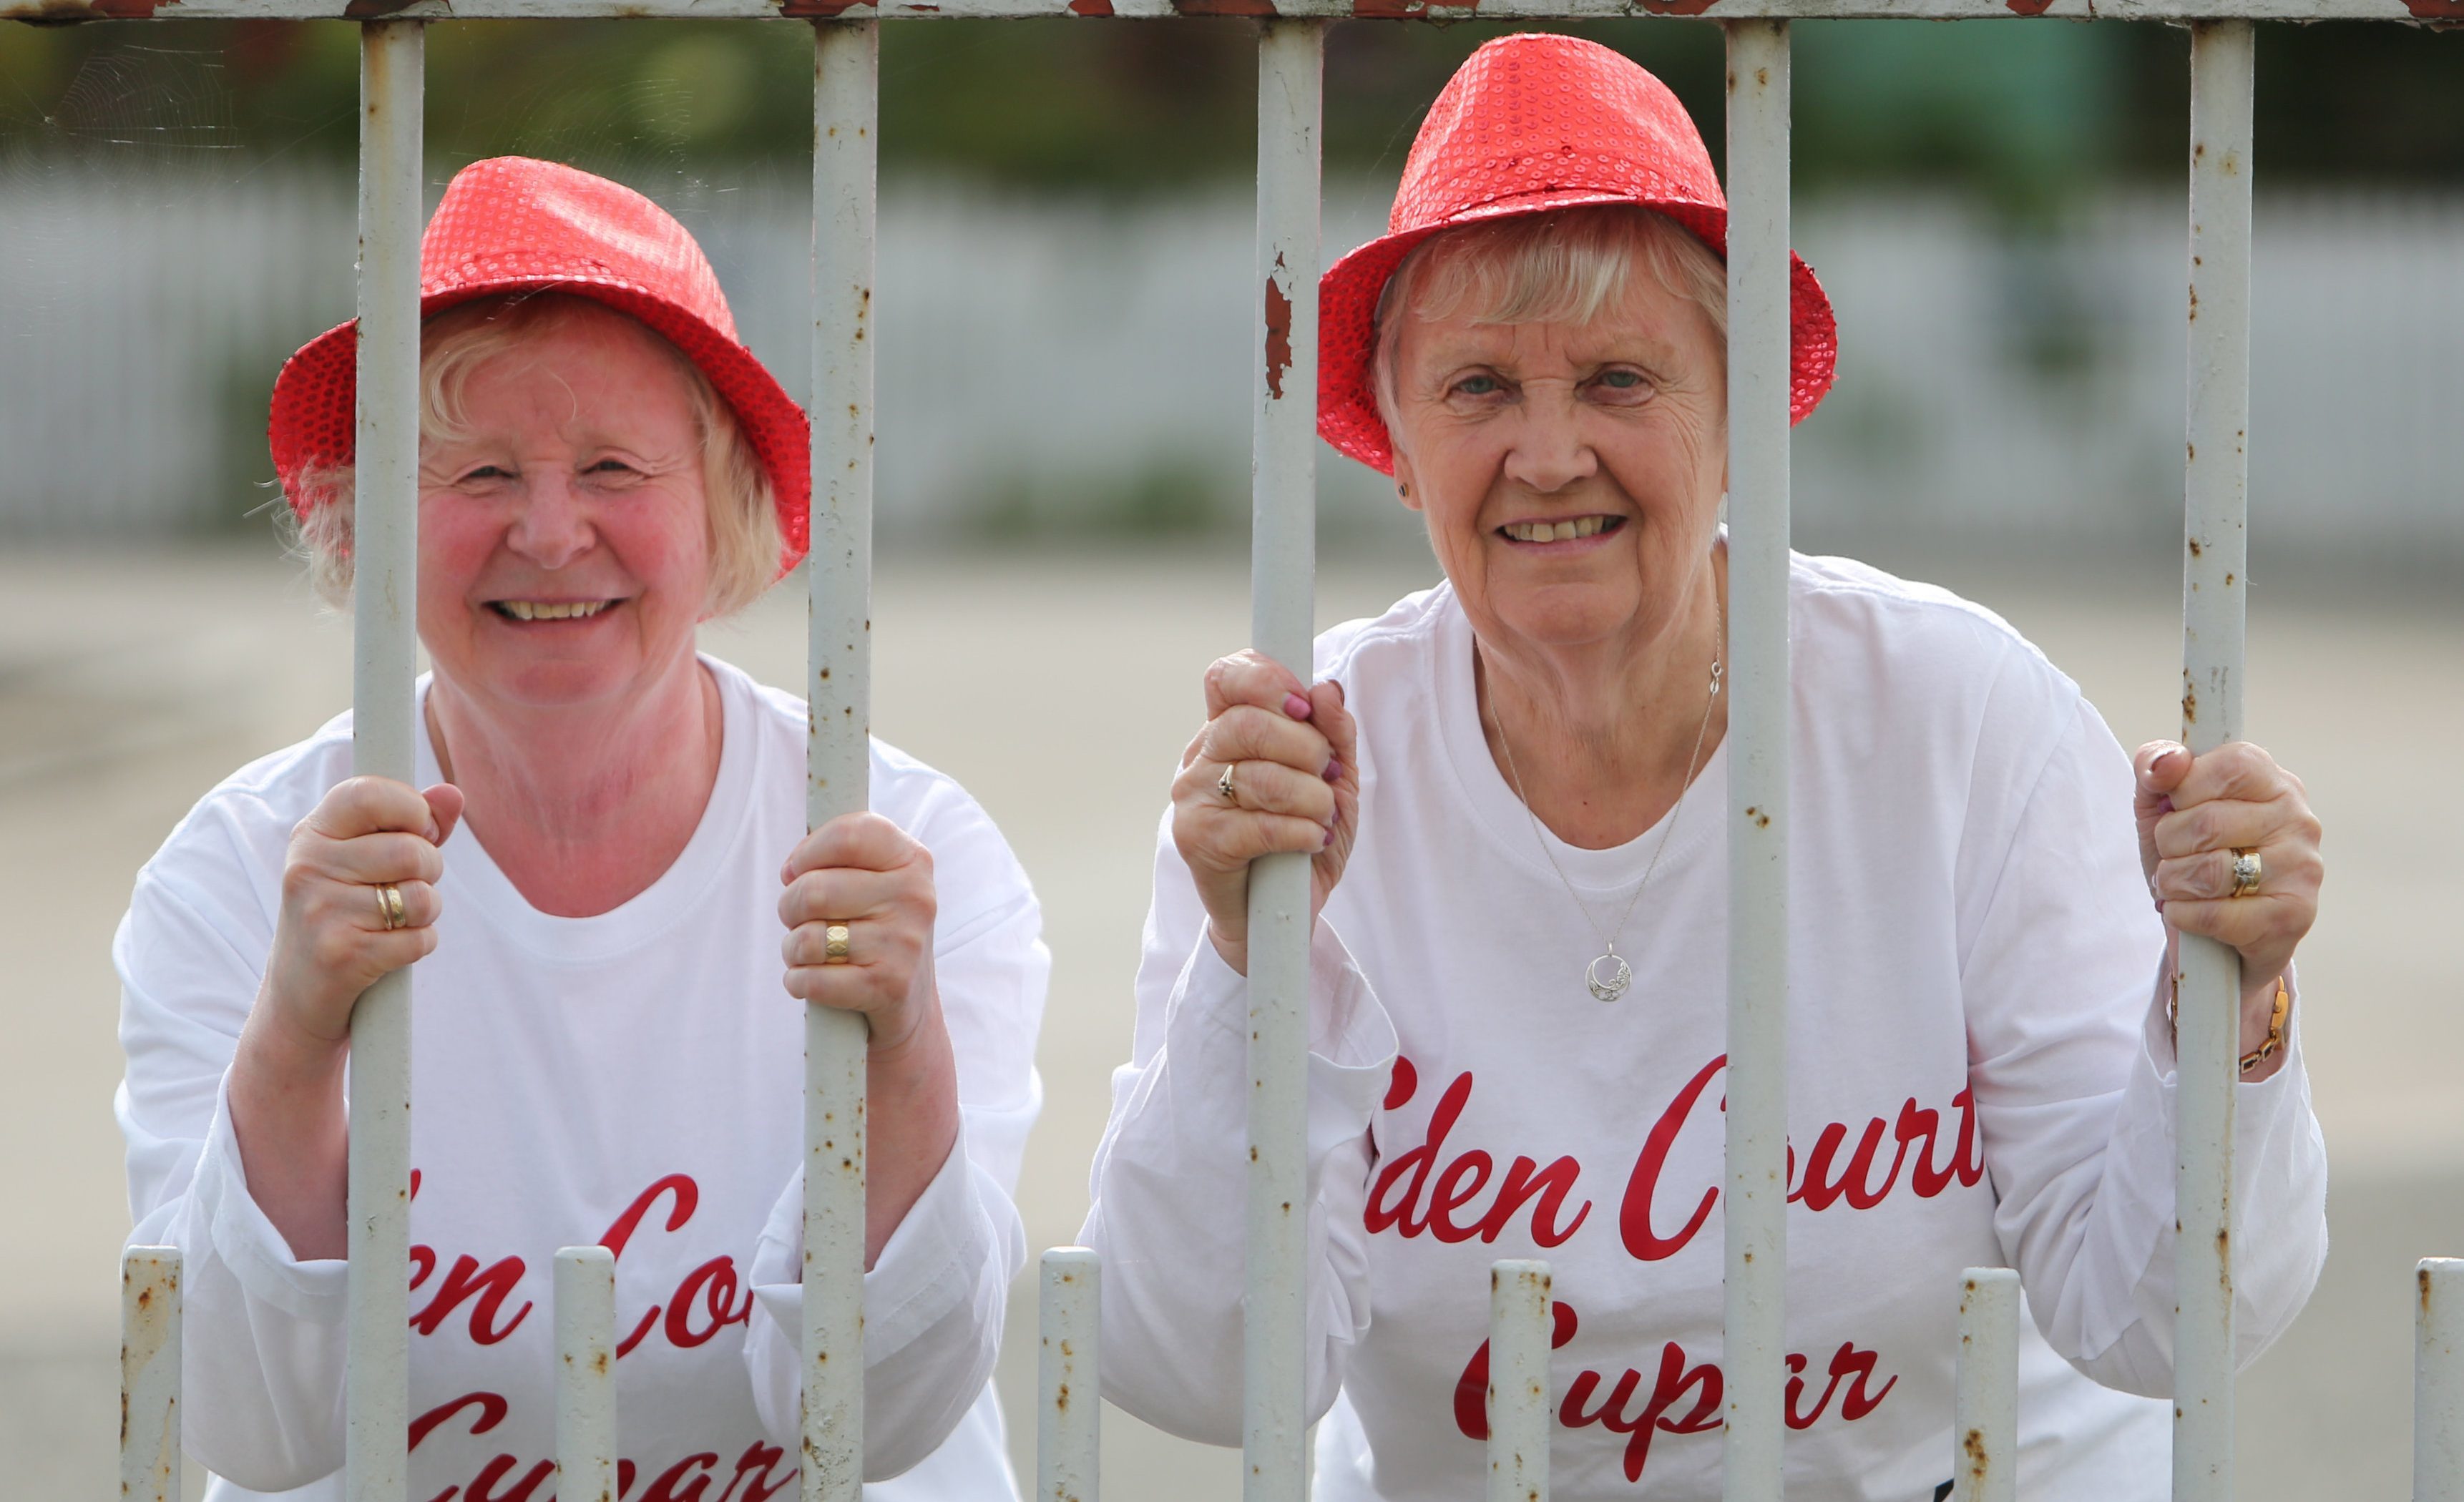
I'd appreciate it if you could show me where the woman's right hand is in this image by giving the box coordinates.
[229,775,461,1259]
[1172,651,1359,976]
[253,775,464,1060]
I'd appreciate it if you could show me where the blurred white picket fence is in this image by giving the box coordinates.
[2,165,2458,554]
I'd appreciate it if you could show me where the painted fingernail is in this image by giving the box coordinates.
[1285,693,1314,720]
[1324,760,1344,782]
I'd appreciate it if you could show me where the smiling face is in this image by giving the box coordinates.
[414,300,714,717]
[1383,228,1729,663]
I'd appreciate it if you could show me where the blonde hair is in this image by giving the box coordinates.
[285,293,781,618]
[1370,205,1730,435]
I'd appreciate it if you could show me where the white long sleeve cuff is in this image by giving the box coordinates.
[1082,921,1396,1446]
[2029,969,2329,1397]
[744,1121,1025,1481]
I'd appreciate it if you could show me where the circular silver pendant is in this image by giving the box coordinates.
[1586,952,1633,1004]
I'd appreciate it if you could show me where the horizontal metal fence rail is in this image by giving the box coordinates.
[7,0,2440,20]
[75,3,2440,1501]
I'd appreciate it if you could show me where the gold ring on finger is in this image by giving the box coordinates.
[2229,848,2262,898]
[1216,764,1238,805]
[376,883,409,931]
[823,923,852,963]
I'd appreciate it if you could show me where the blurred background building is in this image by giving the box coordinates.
[2,21,2460,564]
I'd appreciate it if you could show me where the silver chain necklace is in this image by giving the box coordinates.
[1485,654,1723,1003]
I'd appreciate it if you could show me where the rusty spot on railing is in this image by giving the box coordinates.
[1351,0,1476,16]
[1963,1425,1989,1472]
[1055,1380,1071,1411]
[2425,1265,2438,1315]
[2181,678,2199,725]
[2188,536,2203,558]
[2,0,170,20]
[1263,265,1294,401]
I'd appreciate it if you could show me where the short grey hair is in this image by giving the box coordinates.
[1370,204,1730,438]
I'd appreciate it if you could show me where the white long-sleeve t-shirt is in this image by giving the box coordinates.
[1082,556,2329,1500]
[117,654,1046,1502]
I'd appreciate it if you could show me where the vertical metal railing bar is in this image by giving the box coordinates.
[346,21,423,1501]
[1244,19,1323,1502]
[1721,20,1792,1502]
[120,1247,182,1502]
[1039,1247,1102,1502]
[555,1247,618,1502]
[806,20,877,1502]
[1950,1268,2018,1502]
[1486,1260,1552,1502]
[2419,1260,2464,1500]
[2174,22,2254,1502]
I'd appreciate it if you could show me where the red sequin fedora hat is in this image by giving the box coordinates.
[1318,33,1838,476]
[268,156,810,571]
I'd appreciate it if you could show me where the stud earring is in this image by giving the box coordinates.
[1398,482,1412,499]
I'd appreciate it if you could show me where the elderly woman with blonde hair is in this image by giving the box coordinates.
[117,157,1046,1501]
[1083,35,2327,1498]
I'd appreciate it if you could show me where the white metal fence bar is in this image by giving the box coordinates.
[119,1247,182,1502]
[346,21,424,1502]
[14,0,2422,21]
[2420,1260,2464,1499]
[1039,1247,1102,1502]
[1721,19,1792,1502]
[1950,1268,2019,1502]
[2174,23,2254,1502]
[806,19,879,1502]
[554,1247,619,1502]
[1244,19,1322,1502]
[1486,1260,1551,1502]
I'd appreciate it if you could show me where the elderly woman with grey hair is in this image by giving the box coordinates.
[116,157,1047,1501]
[1082,34,2327,1500]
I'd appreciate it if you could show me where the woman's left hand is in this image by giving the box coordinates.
[780,812,941,1054]
[2133,739,2323,1060]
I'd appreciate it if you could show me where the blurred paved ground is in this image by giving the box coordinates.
[2,539,2458,1498]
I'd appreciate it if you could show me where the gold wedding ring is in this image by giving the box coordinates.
[823,923,853,963]
[2229,849,2262,898]
[376,883,409,931]
[1216,764,1238,804]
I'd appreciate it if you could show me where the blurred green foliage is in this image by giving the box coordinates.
[1,18,2458,201]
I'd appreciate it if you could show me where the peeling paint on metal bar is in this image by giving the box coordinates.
[1487,1260,1552,1502]
[1039,1249,1101,1502]
[345,21,423,1502]
[2171,21,2252,1502]
[1720,19,1791,1502]
[2420,1260,2464,1498]
[121,1247,181,1502]
[1950,1268,2018,1502]
[805,21,876,1502]
[556,1248,619,1502]
[1244,20,1321,1502]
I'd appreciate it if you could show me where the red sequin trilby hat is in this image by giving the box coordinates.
[268,157,810,571]
[1318,34,1838,476]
